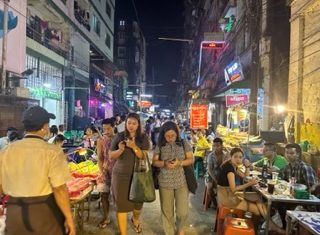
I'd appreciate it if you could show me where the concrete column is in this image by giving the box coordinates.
[295,15,305,142]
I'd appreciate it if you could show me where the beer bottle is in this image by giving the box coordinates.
[261,159,268,183]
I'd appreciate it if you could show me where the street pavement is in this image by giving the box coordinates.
[83,177,215,235]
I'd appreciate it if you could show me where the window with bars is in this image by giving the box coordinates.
[25,55,62,92]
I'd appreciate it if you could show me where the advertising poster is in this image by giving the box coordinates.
[190,103,208,129]
[0,1,27,74]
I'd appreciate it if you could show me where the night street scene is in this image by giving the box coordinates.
[1,0,320,235]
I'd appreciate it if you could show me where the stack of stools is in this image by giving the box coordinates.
[223,217,255,235]
[215,206,255,235]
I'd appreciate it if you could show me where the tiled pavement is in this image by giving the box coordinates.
[82,178,216,235]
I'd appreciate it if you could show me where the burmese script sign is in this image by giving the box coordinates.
[225,94,249,107]
[190,103,208,129]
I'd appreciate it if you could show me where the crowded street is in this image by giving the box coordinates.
[1,0,320,235]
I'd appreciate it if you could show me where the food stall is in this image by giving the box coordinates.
[67,159,99,234]
[215,124,263,162]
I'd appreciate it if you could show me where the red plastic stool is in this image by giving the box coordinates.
[216,206,244,235]
[223,217,255,235]
[202,185,211,210]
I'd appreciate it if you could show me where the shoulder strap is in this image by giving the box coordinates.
[181,139,186,152]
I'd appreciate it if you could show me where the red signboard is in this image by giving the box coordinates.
[138,100,152,108]
[190,103,208,129]
[225,94,249,107]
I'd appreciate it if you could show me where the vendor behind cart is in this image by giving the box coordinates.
[0,106,75,235]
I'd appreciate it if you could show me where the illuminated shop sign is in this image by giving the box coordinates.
[225,94,249,107]
[190,103,208,129]
[30,87,62,100]
[94,78,113,99]
[224,59,244,85]
[201,41,225,49]
[225,17,235,32]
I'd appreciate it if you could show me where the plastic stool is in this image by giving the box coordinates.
[223,217,255,235]
[216,206,244,235]
[202,185,212,210]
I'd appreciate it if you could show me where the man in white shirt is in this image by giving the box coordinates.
[0,106,75,235]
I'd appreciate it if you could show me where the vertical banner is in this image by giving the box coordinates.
[190,103,208,129]
[0,1,27,74]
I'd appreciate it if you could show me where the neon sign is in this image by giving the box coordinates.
[30,87,61,100]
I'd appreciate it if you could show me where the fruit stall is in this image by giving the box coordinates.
[216,124,264,162]
[67,160,99,233]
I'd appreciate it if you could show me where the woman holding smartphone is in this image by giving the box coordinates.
[152,121,194,235]
[110,113,150,235]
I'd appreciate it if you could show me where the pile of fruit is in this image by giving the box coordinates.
[68,160,99,178]
[216,124,262,148]
[67,177,92,197]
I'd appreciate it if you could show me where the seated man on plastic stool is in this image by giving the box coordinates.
[206,137,229,208]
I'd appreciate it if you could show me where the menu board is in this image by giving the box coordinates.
[190,103,208,129]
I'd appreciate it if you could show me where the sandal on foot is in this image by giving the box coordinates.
[130,217,142,233]
[98,218,111,229]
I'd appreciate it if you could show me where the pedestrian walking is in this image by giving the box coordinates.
[110,113,151,235]
[96,118,116,228]
[152,121,194,235]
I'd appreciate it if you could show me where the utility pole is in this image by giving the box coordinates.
[249,0,261,135]
[0,0,9,94]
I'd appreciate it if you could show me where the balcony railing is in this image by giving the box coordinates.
[74,1,91,31]
[26,23,69,58]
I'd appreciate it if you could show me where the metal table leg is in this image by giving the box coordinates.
[265,199,272,235]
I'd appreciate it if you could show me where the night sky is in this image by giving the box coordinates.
[117,0,185,107]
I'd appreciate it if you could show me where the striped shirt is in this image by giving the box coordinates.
[154,140,193,189]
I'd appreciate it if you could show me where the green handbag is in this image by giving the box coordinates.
[129,155,156,203]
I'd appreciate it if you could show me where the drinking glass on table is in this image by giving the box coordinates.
[272,172,279,182]
[267,180,276,194]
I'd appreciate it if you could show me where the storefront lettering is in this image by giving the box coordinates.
[226,94,249,107]
[30,87,62,100]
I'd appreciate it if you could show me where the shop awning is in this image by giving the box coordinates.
[215,78,251,96]
[208,78,251,102]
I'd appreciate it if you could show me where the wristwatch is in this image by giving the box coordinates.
[134,148,139,153]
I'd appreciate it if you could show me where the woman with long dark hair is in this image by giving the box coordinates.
[152,121,194,235]
[109,113,151,235]
[217,147,285,233]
